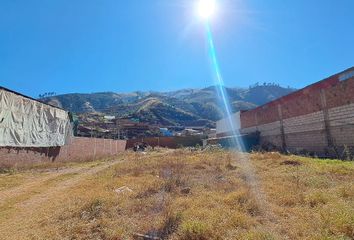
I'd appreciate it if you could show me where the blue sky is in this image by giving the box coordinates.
[1,0,353,98]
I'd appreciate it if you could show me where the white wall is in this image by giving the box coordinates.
[216,112,241,135]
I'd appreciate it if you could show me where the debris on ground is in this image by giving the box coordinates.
[226,163,238,170]
[133,142,149,152]
[203,144,223,151]
[180,187,191,195]
[133,233,161,240]
[114,186,133,194]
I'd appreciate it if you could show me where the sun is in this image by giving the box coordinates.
[197,0,216,21]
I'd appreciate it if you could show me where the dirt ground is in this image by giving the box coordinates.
[0,149,353,240]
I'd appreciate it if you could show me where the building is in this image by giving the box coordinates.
[0,87,126,167]
[115,118,156,139]
[160,128,173,137]
[0,87,72,147]
[216,67,354,157]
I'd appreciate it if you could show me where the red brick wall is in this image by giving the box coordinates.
[325,77,354,109]
[280,90,323,119]
[240,68,352,127]
[255,105,280,125]
[126,136,203,149]
[0,137,126,168]
[232,68,354,156]
[240,110,257,128]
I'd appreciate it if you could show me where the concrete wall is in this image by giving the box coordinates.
[217,67,354,157]
[216,112,241,134]
[0,137,126,168]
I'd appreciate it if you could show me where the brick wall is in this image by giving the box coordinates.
[0,137,126,168]
[328,103,354,146]
[217,67,354,157]
[126,136,203,149]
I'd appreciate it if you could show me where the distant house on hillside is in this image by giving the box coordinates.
[181,128,203,136]
[115,118,156,139]
[104,115,115,121]
[160,128,173,137]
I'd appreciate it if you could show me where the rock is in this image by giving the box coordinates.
[180,187,191,195]
[114,186,133,194]
[133,233,161,240]
[216,175,226,181]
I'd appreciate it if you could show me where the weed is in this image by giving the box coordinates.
[320,204,354,239]
[343,145,353,161]
[305,191,329,207]
[224,189,261,216]
[80,199,104,220]
[1,149,353,239]
[228,212,255,229]
[136,186,160,199]
[241,231,276,240]
[0,166,16,174]
[338,186,354,199]
[179,220,212,240]
[281,160,301,166]
[159,211,182,239]
[163,173,186,193]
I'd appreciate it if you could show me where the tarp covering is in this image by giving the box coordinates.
[0,88,72,147]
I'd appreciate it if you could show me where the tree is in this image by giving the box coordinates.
[38,92,57,99]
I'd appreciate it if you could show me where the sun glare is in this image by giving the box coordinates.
[197,0,216,20]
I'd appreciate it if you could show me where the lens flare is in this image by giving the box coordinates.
[204,21,275,221]
[197,0,216,20]
[205,22,244,151]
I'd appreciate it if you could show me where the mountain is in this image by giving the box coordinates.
[42,84,296,127]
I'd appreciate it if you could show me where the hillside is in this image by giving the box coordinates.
[43,85,295,126]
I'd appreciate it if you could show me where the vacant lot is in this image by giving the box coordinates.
[0,149,353,240]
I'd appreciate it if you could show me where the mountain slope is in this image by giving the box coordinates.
[42,85,295,126]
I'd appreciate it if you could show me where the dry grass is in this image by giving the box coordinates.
[0,149,353,240]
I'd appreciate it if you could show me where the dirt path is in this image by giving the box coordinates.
[19,160,121,209]
[0,165,95,204]
[0,159,123,239]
